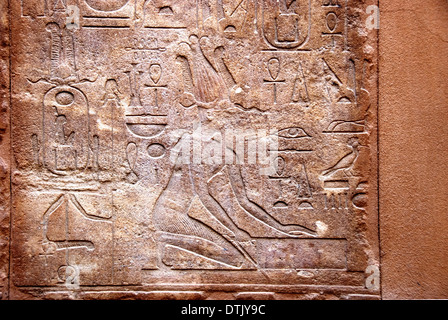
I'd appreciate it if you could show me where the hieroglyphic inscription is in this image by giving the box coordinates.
[10,0,379,299]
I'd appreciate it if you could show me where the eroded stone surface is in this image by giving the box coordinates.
[0,0,10,300]
[8,0,378,299]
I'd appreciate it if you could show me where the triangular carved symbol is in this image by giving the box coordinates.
[54,0,67,11]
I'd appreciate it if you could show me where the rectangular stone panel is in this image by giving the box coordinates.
[7,0,379,299]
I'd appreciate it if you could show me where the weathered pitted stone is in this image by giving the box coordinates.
[7,0,379,299]
[0,0,10,301]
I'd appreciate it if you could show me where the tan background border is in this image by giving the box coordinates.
[379,0,448,299]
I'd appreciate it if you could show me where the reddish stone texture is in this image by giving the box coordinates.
[2,0,446,301]
[379,0,448,299]
[0,0,10,301]
[4,0,381,300]
[0,0,442,301]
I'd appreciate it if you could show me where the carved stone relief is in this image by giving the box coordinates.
[8,0,379,299]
